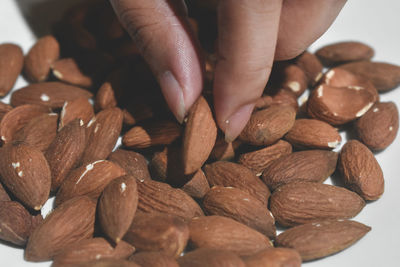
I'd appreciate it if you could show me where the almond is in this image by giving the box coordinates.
[95,81,117,111]
[24,35,60,82]
[203,186,276,239]
[261,150,338,190]
[294,51,323,86]
[98,175,138,243]
[129,251,179,267]
[209,136,240,161]
[339,140,384,200]
[315,41,374,66]
[11,81,92,108]
[238,140,292,175]
[275,219,371,261]
[270,63,308,97]
[55,160,126,205]
[0,101,13,122]
[178,248,246,267]
[239,105,296,146]
[45,119,86,191]
[0,43,24,96]
[270,181,365,226]
[189,215,272,256]
[269,89,299,111]
[51,58,93,88]
[123,212,189,258]
[0,182,11,201]
[52,238,135,267]
[0,142,51,210]
[204,161,271,206]
[74,259,140,267]
[108,149,151,181]
[355,102,399,150]
[25,196,96,262]
[284,119,342,149]
[59,97,94,130]
[81,107,123,164]
[181,169,210,199]
[183,96,217,175]
[242,248,302,267]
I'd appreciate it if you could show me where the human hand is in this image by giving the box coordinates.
[109,0,347,141]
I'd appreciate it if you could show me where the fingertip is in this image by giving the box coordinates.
[220,103,255,142]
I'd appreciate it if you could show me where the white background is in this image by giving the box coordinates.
[0,0,399,266]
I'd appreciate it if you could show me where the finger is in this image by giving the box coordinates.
[109,0,203,123]
[213,0,283,142]
[275,0,347,60]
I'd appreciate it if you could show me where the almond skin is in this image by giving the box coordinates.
[108,149,151,182]
[24,35,60,82]
[0,43,24,96]
[55,160,126,206]
[261,150,338,191]
[45,119,86,192]
[203,186,276,239]
[189,215,272,256]
[270,63,308,97]
[355,102,399,150]
[95,81,118,111]
[0,182,11,201]
[181,169,210,199]
[339,140,384,200]
[209,137,241,161]
[51,58,93,88]
[178,248,246,267]
[75,259,140,267]
[59,97,95,130]
[129,251,179,267]
[25,196,96,262]
[284,119,342,149]
[294,51,323,86]
[204,161,271,206]
[0,142,51,210]
[98,175,138,243]
[242,248,302,267]
[275,219,371,261]
[123,212,189,258]
[11,82,92,108]
[183,96,217,175]
[270,181,365,226]
[239,105,296,146]
[0,101,13,123]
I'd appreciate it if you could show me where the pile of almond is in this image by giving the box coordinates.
[0,1,399,266]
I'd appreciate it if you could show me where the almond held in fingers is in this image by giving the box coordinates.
[339,140,384,200]
[270,181,365,226]
[178,248,246,267]
[108,149,151,182]
[51,58,93,88]
[261,150,338,191]
[275,219,371,261]
[0,43,24,96]
[25,196,96,262]
[59,97,94,130]
[24,35,60,82]
[0,142,51,210]
[128,251,179,267]
[355,102,399,151]
[294,51,323,86]
[242,248,302,267]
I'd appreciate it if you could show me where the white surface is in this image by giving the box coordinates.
[0,0,399,266]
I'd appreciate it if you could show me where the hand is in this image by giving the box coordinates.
[109,0,347,141]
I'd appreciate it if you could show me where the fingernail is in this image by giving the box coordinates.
[224,103,255,143]
[159,71,186,123]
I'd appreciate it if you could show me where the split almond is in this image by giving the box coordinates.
[59,97,94,130]
[0,43,24,96]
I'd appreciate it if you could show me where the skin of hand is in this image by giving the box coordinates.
[109,0,347,142]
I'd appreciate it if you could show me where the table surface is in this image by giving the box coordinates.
[0,0,399,266]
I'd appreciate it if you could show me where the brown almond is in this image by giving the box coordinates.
[315,41,374,66]
[108,149,151,182]
[45,119,86,191]
[123,212,189,258]
[129,251,179,267]
[284,119,342,149]
[181,169,210,199]
[11,82,92,108]
[137,180,204,221]
[294,51,323,86]
[262,150,338,191]
[204,161,271,206]
[239,105,296,146]
[183,96,217,175]
[189,215,272,256]
[178,248,246,267]
[275,219,371,261]
[81,107,123,164]
[339,61,400,91]
[270,181,365,226]
[122,120,182,149]
[75,259,140,267]
[209,136,240,161]
[24,35,60,82]
[52,238,135,267]
[59,97,94,130]
[0,101,13,122]
[98,175,138,243]
[339,140,384,200]
[0,104,49,144]
[242,248,302,267]
[0,142,51,210]
[307,84,376,125]
[255,95,273,110]
[269,89,299,111]
[238,140,292,175]
[0,43,24,96]
[95,81,118,111]
[0,182,11,201]
[25,196,96,262]
[55,160,126,205]
[14,113,58,151]
[51,58,93,88]
[203,186,276,239]
[272,63,308,97]
[355,102,399,150]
